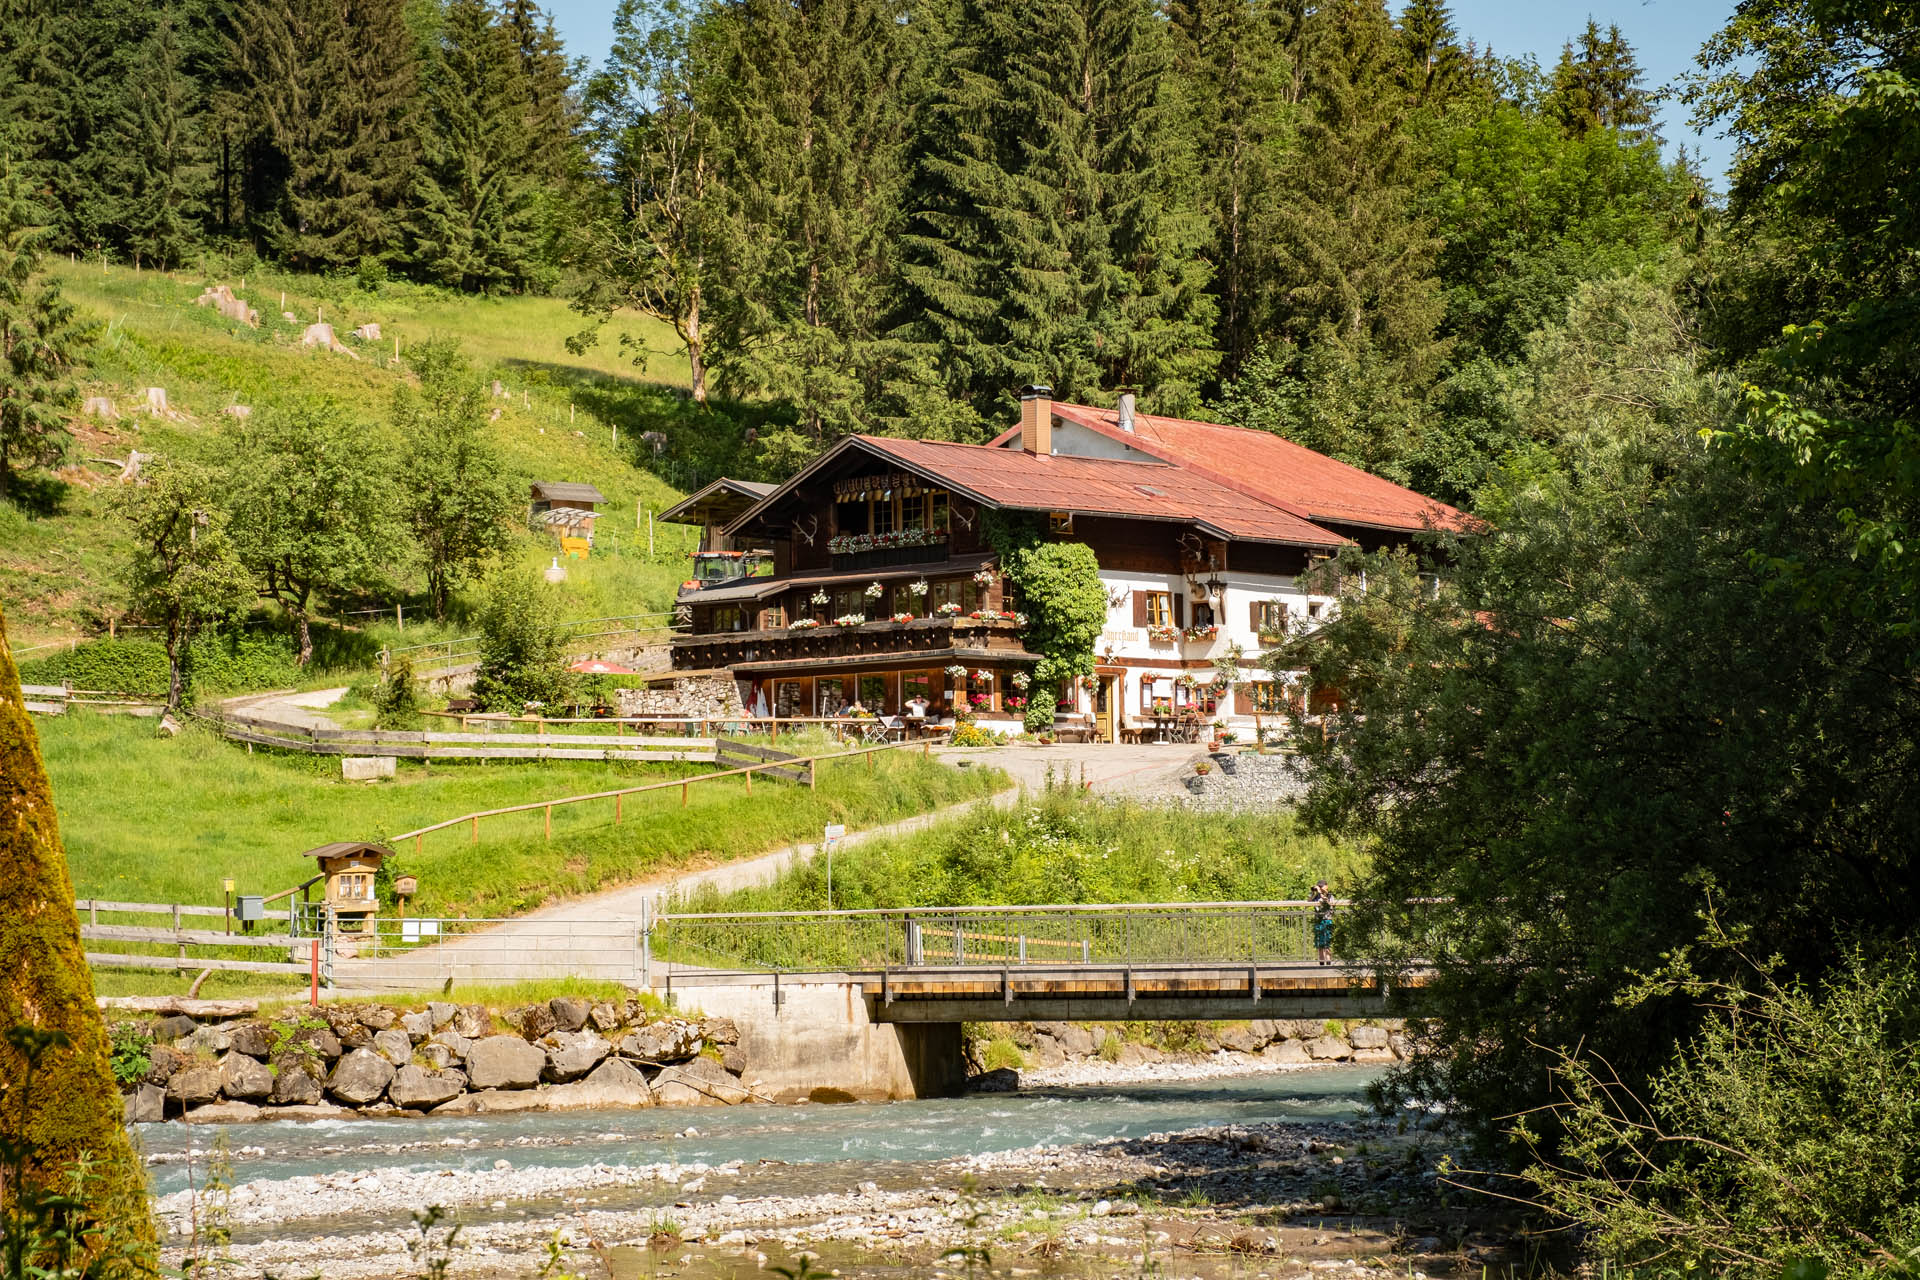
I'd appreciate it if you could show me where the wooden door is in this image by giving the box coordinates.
[1093,677,1113,742]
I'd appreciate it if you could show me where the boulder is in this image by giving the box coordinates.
[1348,1024,1389,1050]
[430,1030,471,1060]
[389,1066,467,1109]
[123,1084,166,1124]
[618,1020,701,1064]
[1034,1022,1093,1057]
[287,1023,342,1060]
[548,997,591,1033]
[702,1017,740,1047]
[144,1043,187,1086]
[372,1028,414,1067]
[1089,1026,1109,1052]
[466,1035,546,1090]
[1352,1047,1396,1064]
[184,1024,231,1055]
[651,1055,749,1106]
[1261,1039,1312,1065]
[360,1007,397,1032]
[264,1103,353,1120]
[1215,1024,1262,1054]
[185,1101,261,1123]
[300,322,357,357]
[545,1059,654,1111]
[970,1068,1019,1093]
[435,1089,548,1116]
[452,1005,491,1039]
[167,1065,222,1107]
[542,1031,609,1082]
[1305,1036,1353,1061]
[220,1052,274,1101]
[588,1002,621,1033]
[1024,1036,1066,1068]
[516,1003,557,1038]
[1247,1019,1279,1046]
[428,1002,456,1030]
[151,1014,197,1043]
[1274,1019,1321,1041]
[228,1021,273,1059]
[720,1046,748,1077]
[269,1057,324,1105]
[1388,1032,1411,1060]
[419,1042,459,1070]
[400,1011,432,1043]
[327,1048,396,1104]
[342,756,396,781]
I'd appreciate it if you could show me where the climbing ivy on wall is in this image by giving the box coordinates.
[984,513,1106,731]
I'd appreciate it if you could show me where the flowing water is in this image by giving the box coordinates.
[137,1067,1381,1201]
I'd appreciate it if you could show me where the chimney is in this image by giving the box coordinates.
[1117,390,1135,434]
[1019,384,1053,456]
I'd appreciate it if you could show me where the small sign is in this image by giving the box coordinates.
[561,536,591,559]
[824,824,846,841]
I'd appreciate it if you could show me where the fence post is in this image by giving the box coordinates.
[682,781,689,807]
[745,768,752,795]
[616,793,623,825]
[309,940,319,1008]
[545,805,552,841]
[471,816,478,844]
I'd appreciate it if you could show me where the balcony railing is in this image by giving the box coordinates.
[830,540,950,571]
[672,615,1032,670]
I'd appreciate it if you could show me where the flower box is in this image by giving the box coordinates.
[831,614,867,628]
[1182,625,1219,641]
[788,618,821,630]
[827,525,945,557]
[936,603,963,616]
[1147,624,1180,643]
[890,613,916,624]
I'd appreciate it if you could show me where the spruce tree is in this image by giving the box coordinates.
[0,600,156,1266]
[1546,20,1657,142]
[0,0,84,248]
[228,0,418,269]
[501,0,588,275]
[410,0,539,291]
[109,14,207,270]
[0,150,93,502]
[1394,0,1472,106]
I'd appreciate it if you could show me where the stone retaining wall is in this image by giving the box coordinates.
[982,1016,1408,1072]
[118,996,755,1125]
[615,675,744,719]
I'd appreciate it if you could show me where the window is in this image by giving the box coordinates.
[336,873,372,902]
[902,491,926,531]
[904,671,931,706]
[1049,511,1074,535]
[710,605,745,633]
[835,498,868,536]
[832,587,866,618]
[760,603,786,630]
[816,677,847,715]
[966,669,996,714]
[1307,601,1324,619]
[1141,676,1168,712]
[928,579,976,613]
[1190,602,1215,630]
[858,675,888,712]
[775,680,805,718]
[1177,681,1217,714]
[1252,599,1289,636]
[1247,681,1289,715]
[930,491,949,534]
[872,491,897,534]
[1145,592,1171,627]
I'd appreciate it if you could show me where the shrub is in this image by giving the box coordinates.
[18,639,169,697]
[371,653,419,728]
[948,723,997,747]
[107,1021,151,1088]
[982,1036,1026,1072]
[185,630,300,694]
[1022,693,1057,736]
[471,572,574,712]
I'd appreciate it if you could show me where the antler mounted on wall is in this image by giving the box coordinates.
[951,503,976,533]
[795,514,819,546]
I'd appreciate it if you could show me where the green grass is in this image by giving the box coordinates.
[42,712,1007,917]
[4,260,714,650]
[680,785,1364,914]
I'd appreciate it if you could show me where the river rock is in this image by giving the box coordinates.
[1348,1024,1388,1050]
[185,1101,261,1123]
[619,1020,701,1064]
[652,1056,748,1106]
[517,1004,557,1038]
[327,1048,396,1104]
[167,1065,222,1106]
[373,1028,414,1067]
[151,1014,197,1043]
[264,1103,353,1120]
[1248,1019,1279,1045]
[1353,1047,1396,1063]
[1274,1020,1320,1041]
[124,1084,165,1123]
[1034,1022,1094,1056]
[1261,1039,1311,1064]
[542,1031,609,1082]
[228,1021,273,1058]
[1388,1032,1410,1060]
[971,1068,1019,1093]
[467,1035,546,1090]
[289,1024,342,1061]
[184,1024,231,1055]
[400,1011,432,1043]
[430,1030,471,1061]
[548,997,591,1033]
[1024,1035,1066,1068]
[1215,1023,1262,1053]
[702,1017,740,1046]
[429,1002,456,1029]
[1305,1036,1353,1061]
[546,1059,653,1110]
[453,1006,491,1039]
[720,1045,748,1076]
[588,1002,621,1032]
[435,1089,549,1116]
[220,1052,274,1101]
[269,1058,325,1105]
[389,1066,468,1109]
[145,1043,187,1086]
[419,1042,458,1070]
[361,1007,397,1032]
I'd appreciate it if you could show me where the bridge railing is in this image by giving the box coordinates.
[652,901,1328,974]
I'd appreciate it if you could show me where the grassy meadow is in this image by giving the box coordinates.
[2,259,742,651]
[42,712,1006,918]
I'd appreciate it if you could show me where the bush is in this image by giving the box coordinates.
[371,653,419,728]
[1022,693,1057,736]
[982,1036,1026,1072]
[1513,928,1920,1279]
[107,1022,151,1088]
[948,723,998,747]
[471,572,574,712]
[185,630,300,693]
[18,639,169,696]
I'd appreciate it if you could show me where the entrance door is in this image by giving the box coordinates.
[1093,677,1113,742]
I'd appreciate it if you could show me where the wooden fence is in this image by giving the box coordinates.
[200,708,719,763]
[22,684,168,717]
[390,735,944,854]
[714,737,813,783]
[76,899,309,977]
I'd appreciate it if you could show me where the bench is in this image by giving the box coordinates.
[1052,712,1096,744]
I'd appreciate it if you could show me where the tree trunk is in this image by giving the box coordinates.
[294,609,313,666]
[686,283,706,404]
[165,617,186,709]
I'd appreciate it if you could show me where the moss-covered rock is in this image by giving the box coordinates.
[0,602,156,1258]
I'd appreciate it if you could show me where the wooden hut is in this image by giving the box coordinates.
[304,841,392,927]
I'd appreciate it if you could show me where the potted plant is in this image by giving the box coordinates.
[1194,760,1212,775]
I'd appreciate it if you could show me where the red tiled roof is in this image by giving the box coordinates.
[852,436,1351,548]
[990,403,1470,534]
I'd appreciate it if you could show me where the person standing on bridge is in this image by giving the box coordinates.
[1311,880,1335,965]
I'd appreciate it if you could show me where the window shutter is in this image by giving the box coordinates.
[1132,591,1148,627]
[1172,594,1185,627]
[1249,600,1261,631]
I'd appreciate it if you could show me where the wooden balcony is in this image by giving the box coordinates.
[671,616,1040,675]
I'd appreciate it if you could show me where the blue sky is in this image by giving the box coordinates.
[542,0,1739,179]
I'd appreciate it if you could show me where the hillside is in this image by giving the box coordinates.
[1,262,733,656]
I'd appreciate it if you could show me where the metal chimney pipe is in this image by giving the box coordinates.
[1117,391,1135,433]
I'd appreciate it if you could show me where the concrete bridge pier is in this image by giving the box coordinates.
[666,978,965,1102]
